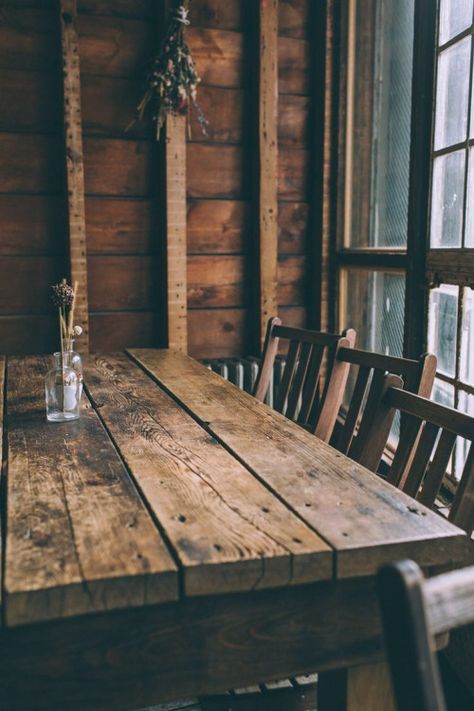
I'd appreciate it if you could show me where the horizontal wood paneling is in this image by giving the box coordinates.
[0,315,57,354]
[0,69,60,132]
[279,0,309,38]
[0,134,63,194]
[89,311,156,350]
[278,255,306,305]
[187,199,248,254]
[188,308,248,358]
[78,16,153,78]
[78,0,155,17]
[189,86,244,144]
[188,255,247,308]
[279,37,310,95]
[0,257,62,314]
[187,144,244,199]
[278,147,309,201]
[190,0,243,31]
[0,9,57,71]
[278,202,308,254]
[278,95,310,146]
[0,196,66,255]
[83,138,155,196]
[189,28,244,88]
[81,75,147,138]
[85,197,156,254]
[88,256,155,311]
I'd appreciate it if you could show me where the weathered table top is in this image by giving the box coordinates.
[0,350,468,628]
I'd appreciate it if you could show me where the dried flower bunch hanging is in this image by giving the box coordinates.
[128,0,207,139]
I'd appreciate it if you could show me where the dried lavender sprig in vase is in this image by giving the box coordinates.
[51,279,74,411]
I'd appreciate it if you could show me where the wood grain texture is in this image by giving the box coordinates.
[0,576,391,710]
[0,196,66,256]
[165,114,188,352]
[0,133,63,193]
[5,356,178,626]
[0,69,60,132]
[85,353,332,595]
[0,257,63,314]
[88,256,155,310]
[85,197,157,254]
[187,200,249,255]
[89,312,156,350]
[83,138,155,196]
[0,315,57,355]
[60,0,90,350]
[258,0,279,347]
[187,256,247,308]
[187,144,244,199]
[128,350,468,578]
[187,309,248,358]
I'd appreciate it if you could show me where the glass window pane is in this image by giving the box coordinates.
[455,390,474,480]
[428,285,459,377]
[432,378,455,407]
[340,269,405,356]
[466,147,474,245]
[461,287,474,385]
[430,150,465,248]
[439,0,473,45]
[434,37,471,150]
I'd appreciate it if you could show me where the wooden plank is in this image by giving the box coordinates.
[278,95,310,146]
[189,0,243,31]
[0,69,60,132]
[187,144,244,199]
[278,202,308,254]
[0,133,63,193]
[189,86,243,143]
[278,147,309,201]
[187,308,248,358]
[187,255,247,308]
[88,255,154,311]
[0,576,394,710]
[279,0,309,39]
[258,0,279,348]
[85,353,332,595]
[89,312,155,350]
[129,350,468,578]
[278,255,306,305]
[60,0,89,351]
[85,197,156,254]
[0,8,57,71]
[278,37,310,95]
[4,356,178,626]
[0,315,57,355]
[84,137,154,196]
[0,257,63,315]
[188,27,244,88]
[187,199,248,255]
[165,114,188,353]
[0,196,66,256]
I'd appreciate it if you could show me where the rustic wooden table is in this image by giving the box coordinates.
[0,351,469,711]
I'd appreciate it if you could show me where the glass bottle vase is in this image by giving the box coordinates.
[45,359,81,422]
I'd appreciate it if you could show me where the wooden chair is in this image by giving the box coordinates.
[253,316,356,437]
[324,347,437,461]
[377,559,474,711]
[357,383,474,535]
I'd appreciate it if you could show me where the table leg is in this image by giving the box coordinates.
[318,661,396,711]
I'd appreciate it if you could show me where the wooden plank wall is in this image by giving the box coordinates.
[0,0,315,358]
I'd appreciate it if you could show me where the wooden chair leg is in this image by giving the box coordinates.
[318,662,396,711]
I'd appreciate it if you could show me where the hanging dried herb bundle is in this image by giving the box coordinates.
[129,0,207,140]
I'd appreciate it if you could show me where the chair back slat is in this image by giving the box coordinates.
[312,335,354,441]
[361,385,474,535]
[285,341,313,419]
[336,365,371,454]
[449,445,474,533]
[297,344,325,423]
[417,430,457,508]
[388,413,424,487]
[403,422,440,499]
[253,317,356,431]
[275,339,300,413]
[377,560,474,711]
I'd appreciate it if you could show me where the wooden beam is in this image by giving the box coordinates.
[165,113,188,352]
[258,0,278,348]
[59,0,89,352]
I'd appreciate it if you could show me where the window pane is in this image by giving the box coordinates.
[461,287,474,385]
[340,269,405,356]
[428,285,459,377]
[466,147,474,245]
[432,378,455,407]
[430,150,465,247]
[439,0,473,45]
[434,37,471,150]
[456,390,474,480]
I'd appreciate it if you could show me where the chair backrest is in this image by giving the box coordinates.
[377,559,474,711]
[253,317,356,433]
[360,384,474,535]
[326,347,437,460]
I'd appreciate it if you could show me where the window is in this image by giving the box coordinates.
[426,0,474,484]
[338,0,414,357]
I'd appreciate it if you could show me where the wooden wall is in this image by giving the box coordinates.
[0,0,317,358]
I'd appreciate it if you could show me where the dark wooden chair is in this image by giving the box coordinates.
[253,316,356,438]
[377,559,474,711]
[356,384,474,535]
[324,347,437,462]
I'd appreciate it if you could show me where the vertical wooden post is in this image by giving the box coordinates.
[165,113,188,352]
[59,0,89,352]
[258,0,279,349]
